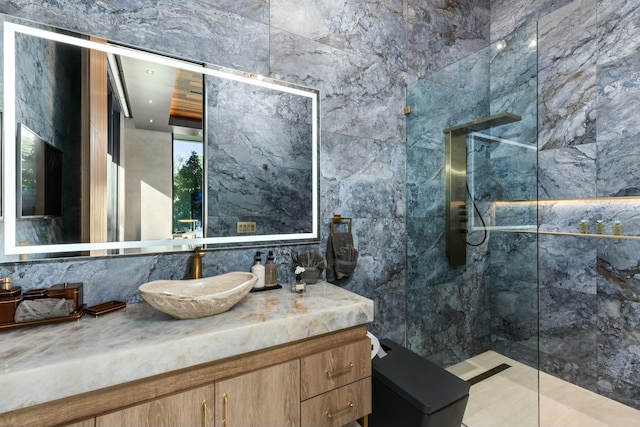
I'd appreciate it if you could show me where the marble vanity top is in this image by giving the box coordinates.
[0,281,373,414]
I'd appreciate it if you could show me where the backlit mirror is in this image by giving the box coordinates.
[2,17,319,260]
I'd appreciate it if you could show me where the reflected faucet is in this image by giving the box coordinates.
[191,246,205,279]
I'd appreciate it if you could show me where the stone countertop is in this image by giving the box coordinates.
[0,281,373,414]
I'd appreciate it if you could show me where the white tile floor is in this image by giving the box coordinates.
[447,351,640,427]
[344,350,640,427]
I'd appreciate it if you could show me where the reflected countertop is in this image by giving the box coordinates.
[0,281,373,414]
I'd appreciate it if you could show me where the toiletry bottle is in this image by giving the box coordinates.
[595,220,605,235]
[265,251,278,287]
[612,220,623,236]
[251,251,265,288]
[579,220,588,234]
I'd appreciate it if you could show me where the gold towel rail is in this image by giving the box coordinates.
[331,214,353,233]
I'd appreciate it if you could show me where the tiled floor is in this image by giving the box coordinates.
[447,351,640,427]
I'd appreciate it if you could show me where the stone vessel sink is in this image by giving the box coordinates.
[138,272,258,319]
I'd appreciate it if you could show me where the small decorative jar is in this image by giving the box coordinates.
[291,281,306,293]
[612,220,623,236]
[579,220,588,234]
[595,220,605,235]
[292,266,307,293]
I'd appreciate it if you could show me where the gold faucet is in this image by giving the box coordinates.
[191,246,205,279]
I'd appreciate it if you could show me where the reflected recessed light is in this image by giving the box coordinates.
[148,99,153,104]
[149,119,154,123]
[529,39,537,48]
[146,69,154,75]
[496,40,507,50]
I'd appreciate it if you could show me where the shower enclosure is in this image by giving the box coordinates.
[405,24,539,426]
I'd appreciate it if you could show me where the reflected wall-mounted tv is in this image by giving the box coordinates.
[18,123,63,217]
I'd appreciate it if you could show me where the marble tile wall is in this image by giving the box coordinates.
[10,25,82,255]
[206,79,313,236]
[492,0,640,410]
[0,1,489,344]
[405,24,537,368]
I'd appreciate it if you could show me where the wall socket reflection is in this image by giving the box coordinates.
[237,222,257,234]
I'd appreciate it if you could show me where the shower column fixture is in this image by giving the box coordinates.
[443,112,522,267]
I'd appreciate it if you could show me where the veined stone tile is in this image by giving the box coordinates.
[489,277,538,342]
[270,28,406,143]
[596,54,640,197]
[538,0,596,73]
[537,0,596,150]
[270,0,407,71]
[489,82,537,145]
[0,0,161,43]
[538,0,597,75]
[538,235,597,294]
[406,146,444,216]
[597,239,640,303]
[157,1,270,74]
[597,0,640,66]
[429,46,491,94]
[406,82,489,150]
[596,292,640,402]
[321,132,405,219]
[539,285,597,346]
[339,217,406,343]
[596,54,640,196]
[407,0,490,78]
[538,69,596,150]
[538,145,596,199]
[595,49,640,208]
[489,24,537,101]
[490,0,573,42]
[199,0,269,24]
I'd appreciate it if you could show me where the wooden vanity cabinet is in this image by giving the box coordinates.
[214,360,300,427]
[300,339,372,427]
[96,385,214,427]
[2,326,370,427]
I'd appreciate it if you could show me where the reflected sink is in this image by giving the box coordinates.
[138,272,258,319]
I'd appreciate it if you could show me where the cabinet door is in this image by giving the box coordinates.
[215,360,300,427]
[96,384,214,427]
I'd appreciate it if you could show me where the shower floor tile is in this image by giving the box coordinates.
[447,351,640,427]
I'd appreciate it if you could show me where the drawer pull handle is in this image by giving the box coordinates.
[326,362,353,378]
[222,393,228,427]
[326,401,354,419]
[201,400,208,427]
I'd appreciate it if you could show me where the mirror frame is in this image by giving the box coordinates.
[3,21,320,257]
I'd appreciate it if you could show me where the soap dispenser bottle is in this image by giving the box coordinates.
[251,251,265,288]
[265,251,278,287]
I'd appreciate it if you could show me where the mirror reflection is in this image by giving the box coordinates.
[19,123,63,218]
[2,17,319,260]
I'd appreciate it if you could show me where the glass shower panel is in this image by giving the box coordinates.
[405,23,539,427]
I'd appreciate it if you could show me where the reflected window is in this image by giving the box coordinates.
[172,137,203,235]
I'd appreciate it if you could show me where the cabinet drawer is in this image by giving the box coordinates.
[301,338,371,400]
[301,377,371,427]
